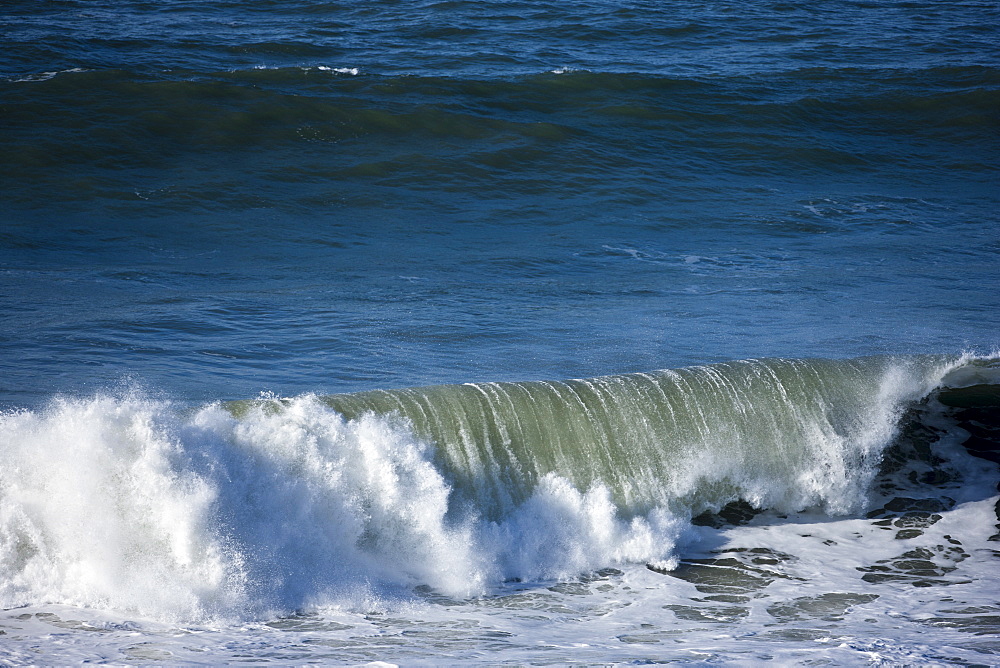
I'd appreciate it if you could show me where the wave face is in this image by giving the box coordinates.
[319,356,958,520]
[1,354,985,622]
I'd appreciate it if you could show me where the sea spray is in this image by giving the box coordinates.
[185,398,485,606]
[0,355,971,621]
[0,395,240,620]
[0,394,488,620]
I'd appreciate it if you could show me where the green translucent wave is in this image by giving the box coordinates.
[307,355,959,520]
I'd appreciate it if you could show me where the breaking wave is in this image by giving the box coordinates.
[0,354,995,621]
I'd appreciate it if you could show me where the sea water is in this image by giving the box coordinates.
[1,0,999,664]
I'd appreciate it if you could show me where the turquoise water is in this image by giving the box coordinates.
[2,0,999,663]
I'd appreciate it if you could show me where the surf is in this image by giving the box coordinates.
[0,354,995,622]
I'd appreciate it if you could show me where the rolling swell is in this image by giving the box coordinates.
[1,354,989,621]
[3,65,997,209]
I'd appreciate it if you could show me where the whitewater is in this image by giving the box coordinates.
[1,355,997,664]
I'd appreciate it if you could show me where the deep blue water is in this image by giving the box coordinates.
[1,0,999,407]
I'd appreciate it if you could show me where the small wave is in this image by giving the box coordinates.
[316,66,360,75]
[249,64,360,75]
[9,67,90,83]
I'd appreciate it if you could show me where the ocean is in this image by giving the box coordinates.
[1,0,999,664]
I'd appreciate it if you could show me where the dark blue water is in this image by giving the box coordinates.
[2,0,999,408]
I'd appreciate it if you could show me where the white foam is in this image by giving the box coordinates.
[482,474,683,581]
[0,393,683,621]
[316,66,360,75]
[0,395,237,621]
[10,67,88,83]
[0,394,484,620]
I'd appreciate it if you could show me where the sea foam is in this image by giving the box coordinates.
[0,393,680,620]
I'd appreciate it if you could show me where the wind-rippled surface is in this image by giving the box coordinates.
[2,0,999,407]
